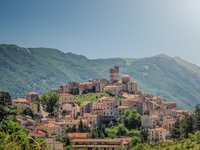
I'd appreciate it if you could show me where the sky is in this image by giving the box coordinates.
[1,1,200,65]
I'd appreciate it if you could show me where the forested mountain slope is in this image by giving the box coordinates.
[1,44,200,111]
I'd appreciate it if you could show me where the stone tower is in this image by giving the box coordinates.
[110,66,119,83]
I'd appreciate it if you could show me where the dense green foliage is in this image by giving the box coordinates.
[74,92,110,105]
[0,119,47,150]
[170,104,200,139]
[90,123,107,138]
[105,109,141,137]
[21,107,34,118]
[0,104,47,150]
[0,91,12,106]
[65,119,90,133]
[122,109,141,130]
[0,44,105,98]
[131,131,200,150]
[74,92,124,105]
[1,45,200,111]
[40,91,60,115]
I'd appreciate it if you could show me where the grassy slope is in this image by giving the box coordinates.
[0,45,105,98]
[1,45,200,111]
[121,54,200,111]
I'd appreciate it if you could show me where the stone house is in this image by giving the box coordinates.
[141,115,159,128]
[16,115,36,127]
[114,106,129,118]
[83,113,101,127]
[71,138,126,150]
[80,101,93,117]
[162,116,176,130]
[12,98,39,114]
[59,93,74,104]
[45,138,64,150]
[172,109,189,117]
[55,119,88,134]
[26,92,39,103]
[36,122,61,138]
[149,127,169,141]
[149,109,172,117]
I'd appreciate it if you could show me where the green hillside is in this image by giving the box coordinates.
[121,54,200,111]
[0,44,104,98]
[1,44,200,111]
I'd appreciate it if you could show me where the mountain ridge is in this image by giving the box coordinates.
[0,44,200,111]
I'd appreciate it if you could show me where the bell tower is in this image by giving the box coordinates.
[110,66,119,83]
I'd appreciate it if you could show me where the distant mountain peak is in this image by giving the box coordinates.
[154,54,170,58]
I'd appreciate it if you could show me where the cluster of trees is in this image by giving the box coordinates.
[90,123,107,138]
[0,104,35,121]
[0,91,35,120]
[106,109,141,137]
[170,104,200,139]
[0,91,12,106]
[65,119,90,133]
[0,91,47,150]
[40,91,60,115]
[129,131,200,150]
[0,119,47,150]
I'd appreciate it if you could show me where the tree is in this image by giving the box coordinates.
[0,119,47,150]
[0,105,8,121]
[40,91,60,115]
[170,117,181,139]
[122,109,141,130]
[78,119,84,132]
[116,124,127,136]
[140,128,149,143]
[94,147,100,150]
[180,114,195,138]
[21,107,34,118]
[61,134,71,146]
[194,104,200,131]
[90,123,107,138]
[131,136,141,147]
[0,91,12,107]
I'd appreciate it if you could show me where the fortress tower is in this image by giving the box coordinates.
[110,66,119,83]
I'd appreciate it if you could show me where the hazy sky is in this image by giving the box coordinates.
[1,1,200,65]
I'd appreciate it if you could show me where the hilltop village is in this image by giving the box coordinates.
[10,66,189,150]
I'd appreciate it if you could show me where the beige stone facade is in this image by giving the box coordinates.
[12,98,39,114]
[149,109,172,117]
[83,113,101,126]
[162,116,176,130]
[80,101,93,117]
[59,93,74,104]
[26,92,39,103]
[141,115,159,128]
[55,119,88,134]
[71,138,125,150]
[37,122,60,137]
[110,66,119,83]
[46,138,63,150]
[114,106,129,118]
[172,109,189,117]
[149,127,169,141]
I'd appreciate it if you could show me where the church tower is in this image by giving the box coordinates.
[110,66,119,83]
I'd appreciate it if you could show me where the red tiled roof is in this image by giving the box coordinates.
[60,93,73,96]
[12,98,29,103]
[68,133,88,138]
